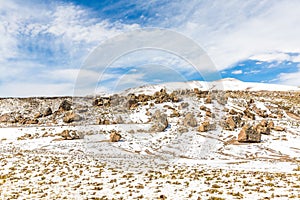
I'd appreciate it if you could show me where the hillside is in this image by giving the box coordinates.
[0,79,299,199]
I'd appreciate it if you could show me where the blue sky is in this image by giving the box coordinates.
[1,0,300,96]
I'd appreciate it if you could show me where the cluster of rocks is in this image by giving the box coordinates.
[58,130,83,140]
[93,89,180,110]
[237,120,285,143]
[0,113,39,125]
[0,99,79,126]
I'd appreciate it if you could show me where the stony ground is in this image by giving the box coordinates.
[0,82,300,199]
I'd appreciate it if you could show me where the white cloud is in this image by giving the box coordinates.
[249,53,291,63]
[0,82,74,97]
[231,70,243,75]
[2,0,300,96]
[151,0,300,69]
[278,71,300,86]
[277,64,300,86]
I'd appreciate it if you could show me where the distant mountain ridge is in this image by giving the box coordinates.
[122,78,300,96]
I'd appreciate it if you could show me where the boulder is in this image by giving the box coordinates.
[229,109,238,115]
[183,113,198,127]
[63,111,82,123]
[150,110,168,132]
[169,92,179,102]
[179,102,189,110]
[198,121,210,132]
[206,110,213,118]
[223,116,236,131]
[59,100,72,111]
[0,113,11,123]
[126,94,138,109]
[243,109,255,120]
[255,125,271,135]
[238,125,261,143]
[267,121,275,129]
[34,112,42,119]
[177,126,188,133]
[25,119,39,125]
[205,95,212,104]
[109,130,121,142]
[200,105,207,111]
[59,130,82,140]
[260,119,268,127]
[274,126,285,131]
[43,107,52,117]
[170,109,180,118]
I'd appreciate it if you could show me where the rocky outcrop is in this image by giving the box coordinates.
[150,110,168,132]
[109,130,121,142]
[238,125,261,143]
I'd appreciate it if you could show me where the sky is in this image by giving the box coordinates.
[1,0,300,96]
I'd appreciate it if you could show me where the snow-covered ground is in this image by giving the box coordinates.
[0,79,300,199]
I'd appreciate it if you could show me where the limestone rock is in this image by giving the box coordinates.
[25,119,39,125]
[109,130,121,142]
[183,113,198,127]
[205,95,212,104]
[43,107,52,117]
[267,121,275,129]
[238,125,261,143]
[63,111,82,123]
[59,130,82,140]
[274,126,285,131]
[59,100,72,111]
[223,116,236,131]
[243,109,255,120]
[34,112,42,119]
[0,113,11,123]
[150,110,168,132]
[198,121,210,132]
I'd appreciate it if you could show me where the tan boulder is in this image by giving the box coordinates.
[43,107,53,117]
[109,130,121,142]
[63,111,82,123]
[183,113,198,127]
[59,130,82,140]
[238,125,261,143]
[59,100,72,111]
[274,126,285,131]
[267,121,275,129]
[198,121,210,132]
[150,110,169,132]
